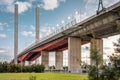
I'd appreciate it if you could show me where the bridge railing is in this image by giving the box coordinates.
[39,19,77,42]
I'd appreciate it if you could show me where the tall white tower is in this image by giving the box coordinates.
[36,6,40,42]
[35,6,40,64]
[14,4,18,64]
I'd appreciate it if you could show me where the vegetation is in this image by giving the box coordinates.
[88,30,120,80]
[98,22,120,80]
[0,62,45,73]
[88,38,102,80]
[96,53,120,80]
[104,37,120,80]
[29,75,37,80]
[0,73,88,80]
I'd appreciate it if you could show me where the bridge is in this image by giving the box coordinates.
[14,1,120,73]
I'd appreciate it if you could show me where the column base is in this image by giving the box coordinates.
[68,68,82,73]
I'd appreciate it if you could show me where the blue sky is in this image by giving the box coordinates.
[0,0,119,63]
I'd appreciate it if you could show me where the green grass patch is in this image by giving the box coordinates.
[0,73,88,80]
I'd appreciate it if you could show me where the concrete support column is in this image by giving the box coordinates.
[21,61,25,66]
[55,51,63,70]
[90,38,103,65]
[68,37,81,73]
[29,61,32,66]
[41,51,49,70]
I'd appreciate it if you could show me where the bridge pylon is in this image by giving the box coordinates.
[97,0,105,14]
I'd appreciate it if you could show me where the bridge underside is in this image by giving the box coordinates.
[18,23,119,62]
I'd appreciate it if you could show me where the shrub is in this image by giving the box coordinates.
[0,62,45,73]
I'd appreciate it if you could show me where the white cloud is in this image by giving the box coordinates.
[7,2,32,14]
[42,0,58,10]
[0,48,7,53]
[84,0,120,16]
[73,11,88,22]
[0,34,7,38]
[17,2,32,14]
[104,0,119,7]
[30,25,35,30]
[41,27,52,36]
[29,0,36,3]
[0,0,14,5]
[56,24,59,27]
[41,23,57,37]
[21,31,35,37]
[0,0,14,13]
[41,0,65,10]
[0,46,14,62]
[40,25,59,40]
[74,11,81,23]
[67,16,71,20]
[0,0,65,13]
[0,50,6,53]
[85,0,97,15]
[61,20,65,24]
[0,0,32,14]
[0,22,8,31]
[80,12,88,21]
[6,4,14,13]
[0,23,3,31]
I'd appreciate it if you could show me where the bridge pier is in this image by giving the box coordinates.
[55,51,63,70]
[90,38,103,66]
[19,61,25,66]
[21,61,25,66]
[68,37,81,73]
[41,51,49,70]
[29,61,32,65]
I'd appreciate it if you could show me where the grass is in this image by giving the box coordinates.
[0,72,88,80]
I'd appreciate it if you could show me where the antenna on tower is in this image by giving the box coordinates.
[96,0,105,14]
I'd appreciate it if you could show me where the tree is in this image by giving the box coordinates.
[106,53,120,80]
[88,38,102,80]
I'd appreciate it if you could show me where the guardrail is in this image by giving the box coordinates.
[39,19,77,42]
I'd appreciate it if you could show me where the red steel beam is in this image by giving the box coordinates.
[46,40,68,51]
[32,39,67,52]
[48,43,68,51]
[28,52,41,61]
[18,53,29,62]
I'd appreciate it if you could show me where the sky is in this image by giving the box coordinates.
[0,0,120,65]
